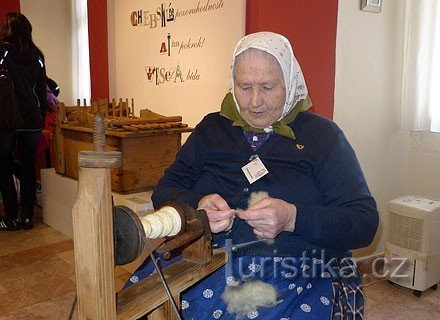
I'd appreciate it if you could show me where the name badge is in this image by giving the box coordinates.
[241,155,269,184]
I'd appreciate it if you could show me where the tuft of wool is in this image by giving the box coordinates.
[221,280,278,318]
[247,191,270,207]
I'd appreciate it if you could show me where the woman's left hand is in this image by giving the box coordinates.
[236,198,297,239]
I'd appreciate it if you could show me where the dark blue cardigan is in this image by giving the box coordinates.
[152,111,379,260]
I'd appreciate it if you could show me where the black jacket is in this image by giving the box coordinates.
[1,43,47,130]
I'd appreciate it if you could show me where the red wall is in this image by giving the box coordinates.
[246,0,338,119]
[0,0,20,24]
[4,0,337,116]
[88,0,109,100]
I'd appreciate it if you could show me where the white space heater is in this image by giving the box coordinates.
[384,196,440,297]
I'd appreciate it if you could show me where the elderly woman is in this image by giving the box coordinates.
[132,32,378,319]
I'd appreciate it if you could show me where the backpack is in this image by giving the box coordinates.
[0,43,24,132]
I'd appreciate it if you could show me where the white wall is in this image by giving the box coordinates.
[20,0,73,105]
[108,0,246,130]
[335,0,440,258]
[407,131,440,199]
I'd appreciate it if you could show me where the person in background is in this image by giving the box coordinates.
[127,32,378,319]
[0,12,48,231]
[36,76,59,164]
[43,77,59,134]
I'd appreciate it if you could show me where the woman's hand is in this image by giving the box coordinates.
[237,198,297,239]
[198,194,236,233]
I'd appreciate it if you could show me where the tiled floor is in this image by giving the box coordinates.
[0,207,77,319]
[0,205,439,319]
[363,276,440,320]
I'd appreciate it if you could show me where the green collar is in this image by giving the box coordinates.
[219,92,312,139]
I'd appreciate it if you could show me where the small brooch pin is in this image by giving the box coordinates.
[296,144,304,150]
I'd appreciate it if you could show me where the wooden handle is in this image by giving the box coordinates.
[111,116,183,126]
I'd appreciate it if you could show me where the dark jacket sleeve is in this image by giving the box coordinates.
[36,56,48,112]
[152,129,205,209]
[293,131,379,251]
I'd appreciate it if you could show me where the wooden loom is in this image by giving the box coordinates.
[54,98,193,193]
[72,113,226,319]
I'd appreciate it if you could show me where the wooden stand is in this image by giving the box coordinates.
[73,167,118,319]
[73,168,226,319]
[117,247,225,319]
[54,102,192,193]
[72,113,226,319]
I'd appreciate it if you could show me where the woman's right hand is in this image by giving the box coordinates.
[198,194,236,233]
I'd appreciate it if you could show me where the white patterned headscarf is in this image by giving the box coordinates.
[231,31,308,120]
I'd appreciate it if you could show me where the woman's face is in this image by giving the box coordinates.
[234,50,286,129]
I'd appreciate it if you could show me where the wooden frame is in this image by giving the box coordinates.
[72,161,226,319]
[53,102,192,193]
[361,0,382,13]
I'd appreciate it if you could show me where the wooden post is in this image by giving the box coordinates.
[105,98,109,118]
[112,98,116,117]
[72,168,117,319]
[149,294,180,320]
[54,102,66,174]
[72,112,122,319]
[124,99,129,118]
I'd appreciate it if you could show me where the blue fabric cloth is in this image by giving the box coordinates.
[126,254,335,319]
[152,111,378,259]
[124,240,365,319]
[182,256,333,319]
[243,130,272,151]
